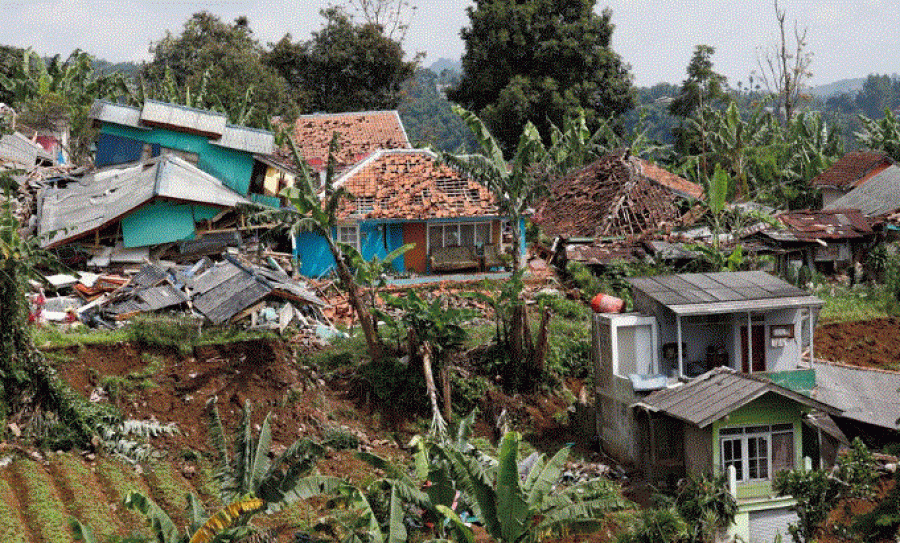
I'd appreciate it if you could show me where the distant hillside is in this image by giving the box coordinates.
[429,57,461,75]
[807,78,866,98]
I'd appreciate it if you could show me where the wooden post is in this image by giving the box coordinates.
[676,315,684,379]
[441,365,452,424]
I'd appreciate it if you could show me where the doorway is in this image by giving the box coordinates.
[740,325,766,373]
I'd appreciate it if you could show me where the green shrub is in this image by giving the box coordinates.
[323,426,360,450]
[448,370,491,415]
[127,315,199,355]
[545,319,592,379]
[351,357,427,416]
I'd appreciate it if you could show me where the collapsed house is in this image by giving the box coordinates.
[532,151,702,267]
[743,209,876,275]
[295,148,519,277]
[38,155,248,255]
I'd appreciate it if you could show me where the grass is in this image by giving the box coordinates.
[816,283,900,323]
[303,334,369,370]
[53,453,120,541]
[0,475,28,543]
[33,326,129,349]
[145,460,194,526]
[95,457,154,539]
[15,458,72,543]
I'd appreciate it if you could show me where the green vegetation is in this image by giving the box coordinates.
[15,459,71,543]
[33,327,130,349]
[816,284,900,323]
[53,453,120,541]
[0,476,28,543]
[94,457,154,538]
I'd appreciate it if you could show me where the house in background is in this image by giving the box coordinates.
[294,148,519,278]
[251,110,412,208]
[743,209,875,276]
[825,164,900,223]
[89,100,274,201]
[634,367,841,543]
[810,151,893,207]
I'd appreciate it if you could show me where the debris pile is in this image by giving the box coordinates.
[32,255,336,338]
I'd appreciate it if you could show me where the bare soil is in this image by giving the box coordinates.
[815,317,900,370]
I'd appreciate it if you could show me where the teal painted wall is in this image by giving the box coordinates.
[296,231,335,278]
[99,123,255,195]
[121,201,222,248]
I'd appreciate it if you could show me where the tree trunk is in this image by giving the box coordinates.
[330,240,383,361]
[510,304,525,363]
[440,365,452,424]
[532,306,552,374]
[417,335,446,436]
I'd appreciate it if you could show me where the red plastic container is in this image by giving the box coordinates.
[591,293,624,313]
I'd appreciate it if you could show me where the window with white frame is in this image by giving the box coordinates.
[428,222,491,250]
[336,224,359,250]
[720,423,794,483]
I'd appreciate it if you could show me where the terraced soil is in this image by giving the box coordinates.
[815,317,900,370]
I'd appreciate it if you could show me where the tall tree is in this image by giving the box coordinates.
[266,7,417,113]
[142,12,298,127]
[448,0,635,151]
[755,0,813,122]
[669,45,728,118]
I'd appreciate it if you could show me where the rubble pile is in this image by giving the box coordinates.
[31,254,337,339]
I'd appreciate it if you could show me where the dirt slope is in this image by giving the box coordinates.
[815,317,900,370]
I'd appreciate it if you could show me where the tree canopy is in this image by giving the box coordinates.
[669,45,728,118]
[265,7,417,113]
[141,12,298,127]
[448,0,635,151]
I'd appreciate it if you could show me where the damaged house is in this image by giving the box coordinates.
[743,209,875,275]
[253,110,412,205]
[532,151,702,267]
[295,148,518,277]
[89,99,275,203]
[37,155,249,262]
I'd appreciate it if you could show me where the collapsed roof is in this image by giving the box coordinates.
[89,100,275,155]
[38,155,248,248]
[750,209,874,244]
[533,152,702,239]
[334,149,499,221]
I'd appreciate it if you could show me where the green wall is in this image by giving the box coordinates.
[99,124,255,195]
[121,200,221,248]
[711,393,806,500]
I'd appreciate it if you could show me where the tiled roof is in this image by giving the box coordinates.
[809,151,892,188]
[533,152,699,239]
[334,149,498,221]
[290,110,410,172]
[826,165,900,217]
[639,159,704,200]
[772,209,873,242]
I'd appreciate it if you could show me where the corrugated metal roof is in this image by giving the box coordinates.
[139,100,226,137]
[0,132,39,167]
[211,125,275,154]
[827,165,900,217]
[811,361,900,430]
[627,271,822,316]
[38,155,248,247]
[88,100,143,128]
[638,367,840,428]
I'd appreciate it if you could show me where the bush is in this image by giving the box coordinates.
[127,315,200,355]
[448,370,491,415]
[323,426,360,450]
[351,357,427,417]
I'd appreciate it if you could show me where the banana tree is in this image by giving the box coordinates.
[206,398,327,512]
[252,132,384,360]
[423,431,629,543]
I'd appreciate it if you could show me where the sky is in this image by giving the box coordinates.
[0,0,897,89]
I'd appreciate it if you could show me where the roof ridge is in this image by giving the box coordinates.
[811,357,900,376]
[297,109,400,119]
[144,99,227,118]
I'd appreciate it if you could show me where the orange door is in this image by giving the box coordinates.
[403,223,427,273]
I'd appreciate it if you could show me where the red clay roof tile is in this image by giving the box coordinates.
[810,152,893,188]
[334,149,499,221]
